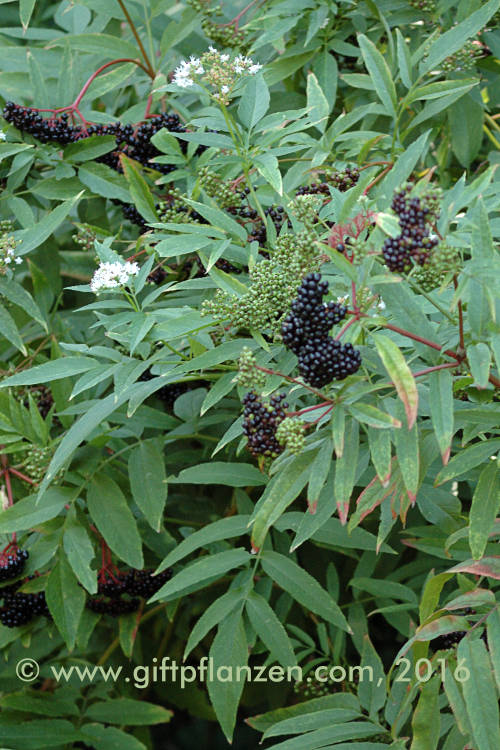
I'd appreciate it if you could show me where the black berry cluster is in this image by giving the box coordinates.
[382,187,439,272]
[87,567,173,617]
[0,545,28,583]
[0,574,50,629]
[281,274,361,387]
[296,166,359,197]
[242,391,288,458]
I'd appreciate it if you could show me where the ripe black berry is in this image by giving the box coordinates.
[382,187,439,272]
[0,589,49,628]
[0,545,29,583]
[86,596,140,617]
[281,274,360,387]
[125,568,173,598]
[242,391,288,458]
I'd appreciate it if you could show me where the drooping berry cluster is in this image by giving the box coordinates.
[138,370,208,407]
[87,567,173,617]
[0,545,28,583]
[0,588,49,628]
[242,391,288,458]
[382,187,440,272]
[282,274,361,387]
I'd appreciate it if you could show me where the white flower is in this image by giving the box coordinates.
[0,130,6,141]
[14,256,22,264]
[90,260,140,293]
[220,53,229,62]
[248,64,262,74]
[221,85,230,94]
[320,17,329,28]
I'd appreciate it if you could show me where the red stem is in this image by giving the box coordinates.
[73,58,152,108]
[255,365,333,401]
[382,321,461,360]
[335,316,359,340]
[287,401,331,417]
[453,276,465,353]
[413,362,460,377]
[9,467,36,484]
[363,166,392,195]
[3,468,15,544]
[144,93,153,119]
[221,0,259,29]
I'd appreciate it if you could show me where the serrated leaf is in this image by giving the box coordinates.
[357,33,397,117]
[46,553,86,650]
[128,441,167,531]
[469,462,500,560]
[246,591,297,667]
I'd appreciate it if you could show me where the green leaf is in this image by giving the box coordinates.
[79,162,130,202]
[410,675,440,750]
[81,724,147,750]
[420,0,500,74]
[260,551,351,632]
[46,553,86,650]
[307,438,333,508]
[64,135,117,163]
[357,33,397,117]
[184,587,245,659]
[250,451,313,550]
[372,334,418,429]
[156,515,250,572]
[86,699,172,725]
[393,407,419,501]
[87,474,143,569]
[63,516,97,594]
[19,0,36,29]
[16,193,83,255]
[349,403,401,429]
[435,439,500,485]
[0,720,81,749]
[368,428,392,486]
[0,487,70,533]
[207,608,248,743]
[306,72,330,133]
[0,276,46,330]
[448,96,484,167]
[458,636,500,750]
[334,419,359,523]
[429,369,454,463]
[396,29,412,89]
[0,356,97,387]
[150,548,250,602]
[377,130,430,200]
[170,461,265,487]
[0,304,26,354]
[358,635,386,718]
[262,708,362,739]
[120,154,157,223]
[313,49,337,112]
[238,73,270,129]
[469,462,500,560]
[467,343,491,389]
[254,152,283,195]
[246,591,297,668]
[486,608,500,694]
[128,440,168,531]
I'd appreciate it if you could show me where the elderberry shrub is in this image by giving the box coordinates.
[242,391,288,458]
[282,273,361,387]
[382,186,439,272]
[0,547,28,583]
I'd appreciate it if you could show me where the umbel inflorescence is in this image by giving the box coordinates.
[282,274,361,387]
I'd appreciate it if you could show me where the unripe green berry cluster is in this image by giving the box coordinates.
[275,417,306,454]
[199,167,239,209]
[321,166,360,192]
[202,232,319,335]
[288,194,323,226]
[22,446,64,484]
[441,39,485,72]
[235,347,266,388]
[73,224,97,251]
[412,243,461,291]
[158,189,201,225]
[409,0,436,12]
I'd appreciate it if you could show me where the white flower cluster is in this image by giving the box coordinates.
[4,247,22,265]
[90,260,139,293]
[0,224,22,273]
[172,47,262,104]
[0,130,6,141]
[173,56,205,88]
